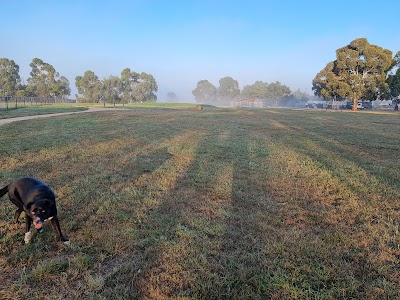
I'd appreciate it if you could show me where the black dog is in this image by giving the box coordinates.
[0,177,69,244]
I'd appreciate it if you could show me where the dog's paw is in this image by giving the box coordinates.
[24,232,32,244]
[61,236,70,245]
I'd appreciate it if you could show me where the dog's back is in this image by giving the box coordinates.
[8,177,55,204]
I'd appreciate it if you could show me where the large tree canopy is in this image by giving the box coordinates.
[312,61,349,101]
[267,81,292,100]
[75,69,157,103]
[312,38,394,110]
[385,51,400,103]
[241,81,269,99]
[57,76,71,98]
[192,80,217,104]
[0,58,21,96]
[103,75,122,104]
[241,81,292,105]
[193,78,292,106]
[131,72,158,103]
[217,76,240,103]
[75,70,103,103]
[120,68,139,103]
[27,58,70,98]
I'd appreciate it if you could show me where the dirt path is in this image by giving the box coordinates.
[0,107,130,126]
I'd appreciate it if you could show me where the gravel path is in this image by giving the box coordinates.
[0,107,130,126]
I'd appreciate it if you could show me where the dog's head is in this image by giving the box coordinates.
[26,199,56,231]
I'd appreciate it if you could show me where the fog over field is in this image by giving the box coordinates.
[2,1,399,103]
[1,2,400,298]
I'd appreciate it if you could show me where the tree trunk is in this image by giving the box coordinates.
[353,98,358,111]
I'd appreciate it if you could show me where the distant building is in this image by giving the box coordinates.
[231,98,264,108]
[372,100,394,110]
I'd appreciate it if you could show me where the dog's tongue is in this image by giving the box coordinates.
[34,222,43,230]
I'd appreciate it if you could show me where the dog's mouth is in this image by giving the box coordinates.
[33,217,43,230]
[34,222,43,230]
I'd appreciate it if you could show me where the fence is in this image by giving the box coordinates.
[0,96,75,110]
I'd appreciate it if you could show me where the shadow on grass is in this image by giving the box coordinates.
[266,117,400,201]
[94,131,245,298]
[0,112,184,297]
[96,127,282,299]
[1,107,399,299]
[93,109,400,299]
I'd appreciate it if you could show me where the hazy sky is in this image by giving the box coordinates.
[2,0,400,102]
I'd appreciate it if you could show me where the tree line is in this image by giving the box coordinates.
[192,76,309,106]
[75,69,157,103]
[0,58,70,99]
[312,38,400,110]
[3,38,399,108]
[0,58,158,103]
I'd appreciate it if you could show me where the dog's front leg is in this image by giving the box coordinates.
[50,217,69,244]
[13,208,23,224]
[24,216,33,244]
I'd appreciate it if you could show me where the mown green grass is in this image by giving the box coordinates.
[0,104,88,119]
[0,102,206,120]
[124,102,206,109]
[0,107,399,299]
[82,102,206,110]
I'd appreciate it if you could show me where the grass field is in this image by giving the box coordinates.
[0,106,399,299]
[0,104,88,119]
[0,102,203,120]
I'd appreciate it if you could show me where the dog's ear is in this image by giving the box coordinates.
[43,199,53,207]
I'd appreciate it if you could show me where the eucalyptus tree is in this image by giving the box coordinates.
[57,76,71,99]
[267,81,292,101]
[192,80,217,103]
[313,38,393,110]
[312,61,349,101]
[102,75,122,104]
[75,70,103,102]
[241,81,269,99]
[386,51,400,103]
[240,80,291,105]
[27,58,70,98]
[217,76,240,103]
[131,72,158,102]
[0,58,20,96]
[120,68,139,103]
